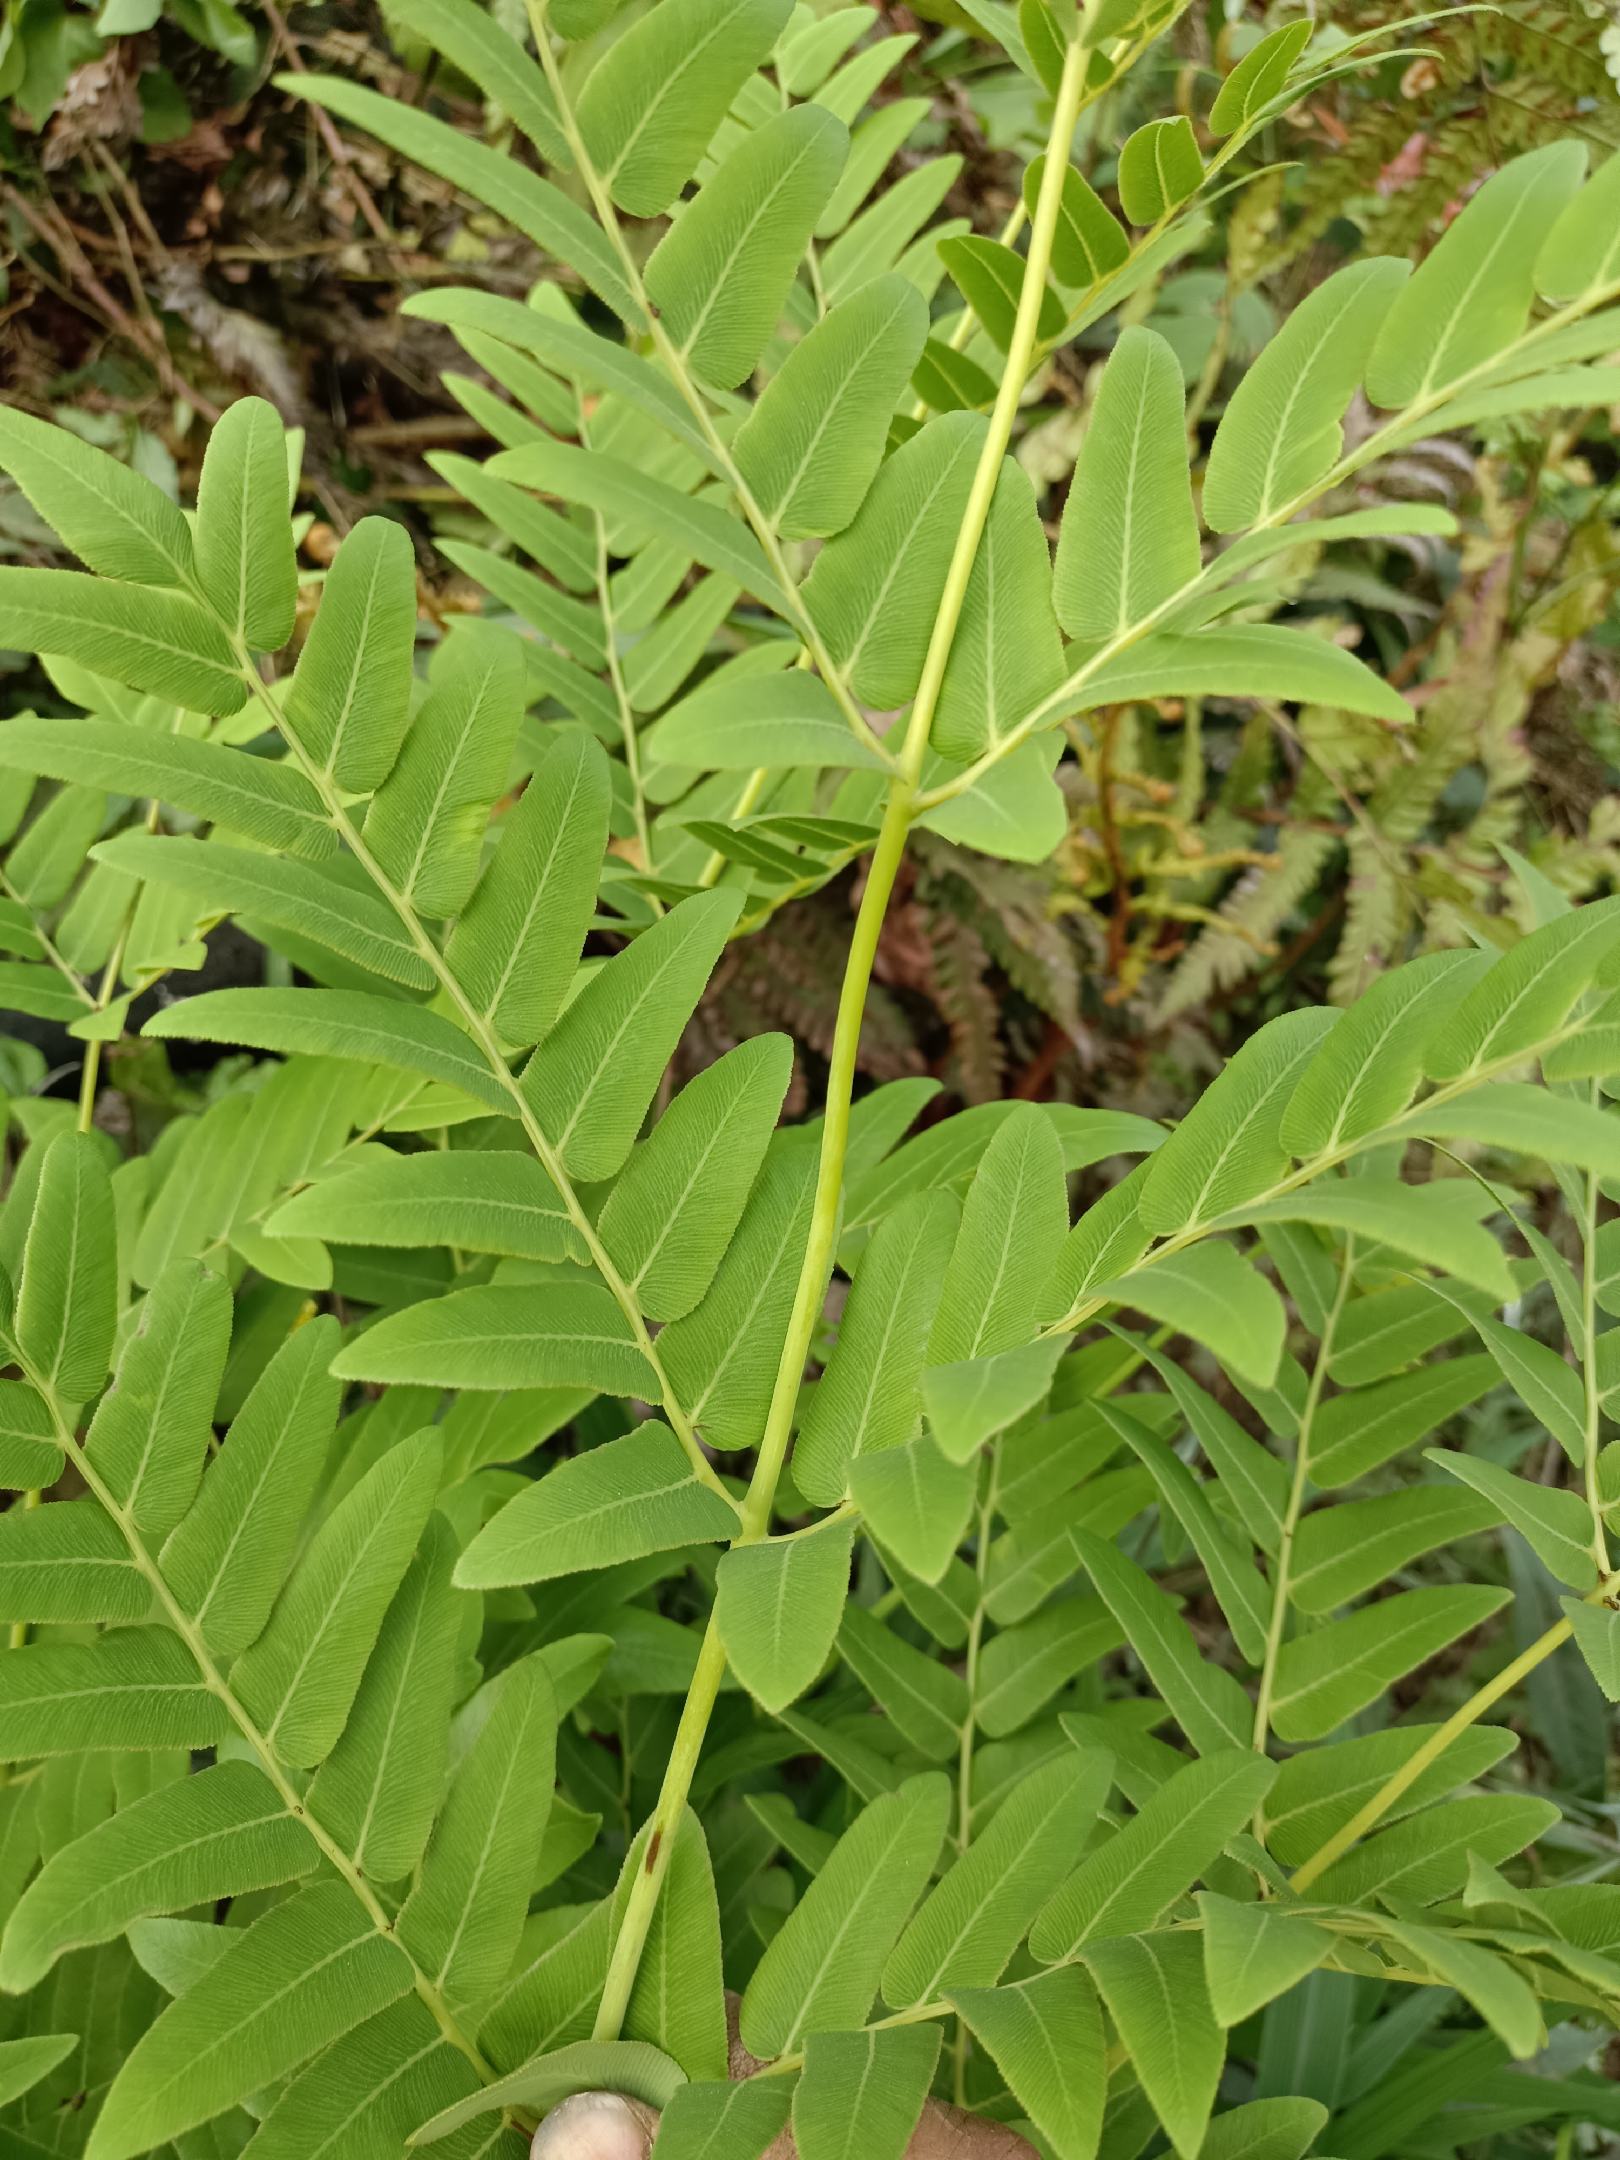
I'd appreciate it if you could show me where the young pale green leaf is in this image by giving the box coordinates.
[283,515,418,793]
[1309,1354,1498,1486]
[1071,1531,1254,1757]
[793,2023,940,2160]
[270,1147,582,1263]
[194,396,297,651]
[0,406,195,587]
[1428,1450,1599,1588]
[306,1515,460,1884]
[17,1131,117,1406]
[1024,154,1128,288]
[733,273,930,538]
[886,1750,1112,2005]
[159,1314,341,1656]
[739,1772,950,2057]
[848,1433,978,1583]
[576,0,792,216]
[930,1101,1068,1362]
[598,1034,792,1322]
[837,1600,967,1761]
[648,2078,792,2160]
[232,1434,441,1767]
[457,1422,738,1589]
[0,1761,315,1994]
[949,1968,1106,2160]
[1279,948,1491,1156]
[1116,115,1203,224]
[1537,149,1620,298]
[716,1514,854,1713]
[83,1259,230,1541]
[1031,1748,1275,1960]
[1082,1931,1221,2160]
[85,1882,412,2160]
[1053,328,1198,642]
[646,105,848,389]
[331,1282,657,1397]
[1367,141,1588,407]
[976,1596,1123,1735]
[1290,1485,1499,1613]
[1195,1894,1332,2027]
[933,457,1065,762]
[400,1656,557,2006]
[803,409,985,708]
[1270,1584,1509,1743]
[0,1498,145,1624]
[1207,17,1313,133]
[795,1188,958,1503]
[1074,624,1413,724]
[1095,1242,1286,1392]
[520,889,741,1180]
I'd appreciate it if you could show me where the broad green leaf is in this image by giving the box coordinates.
[457,1422,739,1588]
[1290,1485,1498,1613]
[1537,148,1620,298]
[0,567,245,715]
[1024,154,1128,288]
[0,406,194,586]
[1562,1597,1620,1699]
[922,1337,1065,1465]
[1235,1182,1513,1301]
[1031,1748,1275,1959]
[792,2023,940,2160]
[1096,1242,1286,1391]
[194,396,297,651]
[886,1750,1112,2004]
[0,2034,79,2110]
[984,1469,1154,1626]
[1195,1894,1331,2026]
[1366,141,1588,407]
[716,1514,854,1713]
[0,716,336,860]
[796,1189,957,1503]
[975,1595,1123,1735]
[330,1283,657,1397]
[85,1882,411,2160]
[17,1131,117,1405]
[648,2078,792,2160]
[939,234,1065,351]
[1053,328,1198,642]
[837,1600,966,1760]
[145,987,511,1111]
[1269,1584,1509,1743]
[1139,1009,1336,1234]
[400,1656,557,2006]
[306,1515,460,1884]
[270,1147,582,1263]
[0,1498,145,1623]
[1116,115,1202,223]
[847,1433,978,1583]
[1310,1792,1558,1907]
[734,274,929,538]
[646,668,885,773]
[1263,1723,1519,1867]
[1309,1354,1498,1487]
[803,409,985,707]
[1073,624,1413,724]
[1207,17,1313,133]
[1279,948,1491,1155]
[1199,2100,1328,2160]
[1428,1449,1599,1588]
[576,0,793,216]
[414,2041,685,2141]
[1129,1336,1289,1554]
[384,0,569,165]
[930,1101,1068,1362]
[364,620,523,917]
[738,1773,949,2057]
[933,456,1065,762]
[159,1314,341,1656]
[626,1808,728,2082]
[283,515,418,793]
[1378,1918,1542,2058]
[1046,1173,1152,1319]
[84,1259,230,1540]
[1203,258,1408,530]
[1071,1531,1253,1756]
[647,105,848,389]
[0,1630,229,1757]
[1392,1082,1620,1180]
[1473,1316,1586,1462]
[242,1995,498,2160]
[599,1034,792,1321]
[232,1434,441,1767]
[1082,1931,1221,2160]
[520,890,741,1180]
[0,1761,315,1993]
[949,1968,1106,2160]
[429,446,594,588]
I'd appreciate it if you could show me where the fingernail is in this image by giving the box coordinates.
[530,2090,651,2160]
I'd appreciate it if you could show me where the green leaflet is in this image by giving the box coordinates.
[16,1131,117,1405]
[922,1338,1066,1464]
[1082,1931,1222,2160]
[1053,328,1198,642]
[1024,154,1128,288]
[1116,115,1203,224]
[1072,624,1413,723]
[283,516,419,794]
[85,1883,412,2160]
[932,456,1066,761]
[646,105,849,390]
[1263,1724,1518,1867]
[1428,1450,1599,1589]
[1207,18,1313,134]
[1392,1083,1620,1181]
[456,1422,739,1588]
[0,1499,145,1624]
[1290,1486,1499,1613]
[231,1434,442,1767]
[0,1762,316,1993]
[929,1100,1068,1362]
[193,396,297,652]
[1094,1242,1286,1391]
[792,2023,941,2160]
[598,1034,792,1321]
[645,669,888,772]
[716,1513,854,1713]
[1309,1355,1499,1487]
[738,1772,949,2057]
[411,2039,685,2143]
[269,1148,583,1264]
[949,1968,1107,2160]
[0,2035,79,2111]
[1308,1792,1559,1907]
[1366,141,1588,408]
[1195,1895,1332,2027]
[939,234,1066,351]
[0,567,246,716]
[1234,1184,1513,1302]
[1537,148,1620,299]
[1270,1585,1511,1743]
[0,405,195,587]
[1071,1532,1254,1757]
[625,1809,729,2082]
[330,1283,657,1397]
[243,1996,497,2160]
[576,0,793,216]
[519,889,742,1180]
[384,0,569,165]
[1562,1598,1620,1699]
[734,272,929,538]
[1203,258,1409,530]
[83,1260,231,1541]
[975,1596,1123,1734]
[0,1630,230,1758]
[847,1434,978,1583]
[648,2077,792,2160]
[837,1599,967,1760]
